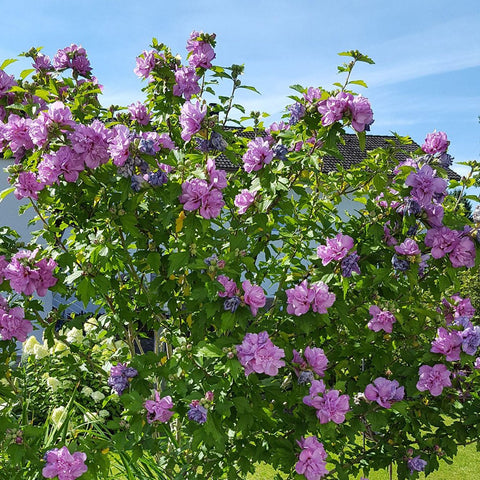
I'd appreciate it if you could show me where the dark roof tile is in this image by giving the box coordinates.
[214,130,460,181]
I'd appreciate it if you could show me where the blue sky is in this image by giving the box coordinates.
[1,0,479,177]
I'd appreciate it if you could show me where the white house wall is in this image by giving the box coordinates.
[1,159,52,344]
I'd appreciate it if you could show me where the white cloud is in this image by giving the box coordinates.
[365,15,480,86]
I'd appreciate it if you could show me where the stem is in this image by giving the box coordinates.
[33,310,50,328]
[116,227,143,286]
[30,199,84,271]
[134,335,145,355]
[222,79,238,127]
[4,367,19,394]
[126,323,136,358]
[341,60,357,91]
[452,165,474,212]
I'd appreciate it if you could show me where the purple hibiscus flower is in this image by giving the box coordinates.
[134,50,156,79]
[186,31,216,69]
[405,165,447,207]
[430,327,462,361]
[128,102,151,126]
[217,275,238,298]
[364,377,404,408]
[179,101,206,142]
[242,137,274,173]
[395,238,420,256]
[0,69,17,96]
[173,66,201,100]
[367,306,396,333]
[317,233,354,266]
[42,446,88,480]
[242,280,266,317]
[234,189,256,215]
[108,362,138,395]
[144,390,174,423]
[286,280,315,316]
[236,331,285,377]
[310,282,336,314]
[187,400,208,424]
[306,386,350,424]
[295,436,329,480]
[416,364,451,396]
[0,306,32,342]
[422,131,448,155]
[407,455,427,475]
[424,226,459,259]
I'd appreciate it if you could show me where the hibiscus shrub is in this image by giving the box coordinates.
[0,33,479,480]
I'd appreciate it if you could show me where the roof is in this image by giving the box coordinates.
[215,128,461,181]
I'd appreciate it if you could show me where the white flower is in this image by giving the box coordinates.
[66,327,84,344]
[33,343,49,359]
[98,409,110,418]
[51,406,67,429]
[114,340,128,350]
[102,361,112,373]
[46,377,61,392]
[23,336,40,356]
[83,317,98,334]
[52,340,69,354]
[84,411,104,423]
[81,386,93,397]
[353,392,366,405]
[83,411,96,422]
[91,391,105,402]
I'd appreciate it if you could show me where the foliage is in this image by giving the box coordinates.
[0,33,479,480]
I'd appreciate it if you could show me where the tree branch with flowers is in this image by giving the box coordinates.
[0,30,479,480]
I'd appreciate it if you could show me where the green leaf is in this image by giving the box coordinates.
[147,252,161,272]
[93,275,111,295]
[49,77,59,95]
[342,277,349,299]
[289,84,305,94]
[34,88,51,101]
[0,58,17,70]
[20,68,35,79]
[0,186,14,203]
[373,173,386,191]
[196,343,223,358]
[367,411,388,430]
[357,130,366,151]
[392,401,409,415]
[168,250,190,276]
[212,69,232,80]
[6,103,27,112]
[233,103,245,113]
[338,50,375,64]
[9,85,26,93]
[238,85,261,94]
[119,213,139,235]
[349,79,368,88]
[77,277,96,307]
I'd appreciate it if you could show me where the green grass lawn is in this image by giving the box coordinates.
[247,444,479,479]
